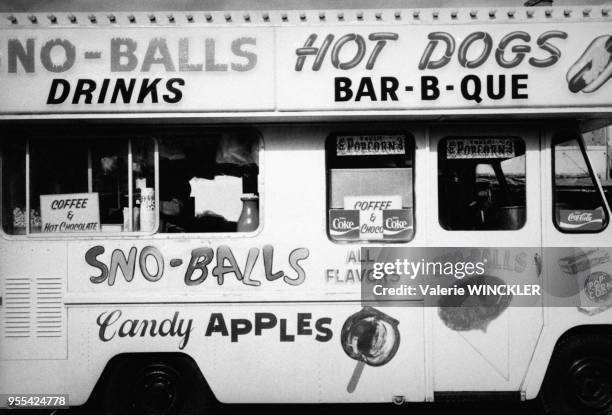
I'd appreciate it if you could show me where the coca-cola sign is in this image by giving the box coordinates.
[382,209,413,240]
[559,209,604,231]
[329,209,360,240]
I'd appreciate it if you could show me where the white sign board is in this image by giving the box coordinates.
[40,193,100,233]
[0,27,274,113]
[1,19,612,114]
[276,22,612,112]
[344,195,401,240]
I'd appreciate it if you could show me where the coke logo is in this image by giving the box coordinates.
[332,218,356,230]
[567,212,594,223]
[384,217,408,229]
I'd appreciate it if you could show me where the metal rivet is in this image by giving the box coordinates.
[244,12,250,22]
[281,13,288,21]
[375,12,382,20]
[68,14,76,23]
[413,10,420,19]
[470,10,477,18]
[545,9,553,17]
[205,13,212,22]
[108,14,116,23]
[564,9,571,17]
[337,11,344,20]
[432,10,439,19]
[602,8,610,16]
[319,11,325,20]
[8,15,17,24]
[28,15,37,24]
[299,12,306,21]
[356,11,363,20]
[583,8,591,16]
[507,10,516,18]
[148,14,156,23]
[48,14,57,23]
[394,10,401,20]
[451,10,458,19]
[526,9,534,17]
[89,14,97,23]
[489,9,496,18]
[262,12,270,21]
[167,14,175,23]
[225,13,232,22]
[186,14,194,22]
[128,14,136,23]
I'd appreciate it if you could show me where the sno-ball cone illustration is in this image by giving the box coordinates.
[341,306,400,393]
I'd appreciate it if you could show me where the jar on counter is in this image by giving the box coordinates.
[237,194,259,232]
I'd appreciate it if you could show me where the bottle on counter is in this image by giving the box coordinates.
[237,193,259,232]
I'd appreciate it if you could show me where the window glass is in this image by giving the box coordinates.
[326,133,415,242]
[553,132,609,232]
[2,129,260,236]
[1,141,26,234]
[2,136,155,235]
[438,137,526,230]
[581,128,612,210]
[158,131,260,233]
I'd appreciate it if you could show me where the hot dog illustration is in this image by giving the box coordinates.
[567,35,612,93]
[341,307,400,393]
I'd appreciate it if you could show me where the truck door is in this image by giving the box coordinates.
[427,125,543,393]
[540,124,612,327]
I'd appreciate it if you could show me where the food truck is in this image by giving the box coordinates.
[1,3,612,414]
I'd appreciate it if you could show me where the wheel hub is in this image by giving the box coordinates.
[134,365,179,415]
[569,357,612,411]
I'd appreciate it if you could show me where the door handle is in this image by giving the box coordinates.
[534,253,543,277]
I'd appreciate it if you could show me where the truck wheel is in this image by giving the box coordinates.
[541,334,612,415]
[102,355,214,415]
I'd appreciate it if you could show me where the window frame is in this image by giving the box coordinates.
[551,131,610,234]
[437,135,527,232]
[325,130,416,244]
[1,126,264,240]
[1,135,159,238]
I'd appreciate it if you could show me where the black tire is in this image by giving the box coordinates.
[541,334,612,415]
[101,355,215,415]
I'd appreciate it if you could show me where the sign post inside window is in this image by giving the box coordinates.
[40,193,100,233]
[446,138,515,159]
[337,135,405,156]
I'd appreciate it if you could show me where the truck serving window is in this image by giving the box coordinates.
[326,133,415,242]
[438,137,526,231]
[1,129,260,236]
[552,132,609,233]
[1,136,156,235]
[157,131,259,233]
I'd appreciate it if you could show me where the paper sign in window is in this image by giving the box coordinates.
[446,138,516,159]
[40,193,100,233]
[336,135,405,156]
[344,195,401,240]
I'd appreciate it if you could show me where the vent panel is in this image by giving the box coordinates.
[4,277,32,338]
[2,276,66,359]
